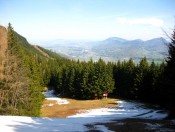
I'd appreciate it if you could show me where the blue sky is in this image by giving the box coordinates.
[0,0,175,43]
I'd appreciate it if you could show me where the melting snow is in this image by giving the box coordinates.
[145,123,162,130]
[43,90,69,105]
[42,103,54,107]
[0,92,172,132]
[69,100,167,120]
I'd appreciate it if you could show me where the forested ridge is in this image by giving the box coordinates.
[0,24,175,118]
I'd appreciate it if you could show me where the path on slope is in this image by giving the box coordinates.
[0,100,174,132]
[0,90,174,132]
[33,45,50,58]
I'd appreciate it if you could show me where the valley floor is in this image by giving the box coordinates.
[0,90,175,132]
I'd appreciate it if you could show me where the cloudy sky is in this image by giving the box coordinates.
[0,0,175,43]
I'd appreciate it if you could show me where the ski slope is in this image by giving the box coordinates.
[0,90,171,132]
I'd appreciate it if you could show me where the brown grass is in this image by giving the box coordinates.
[41,98,118,118]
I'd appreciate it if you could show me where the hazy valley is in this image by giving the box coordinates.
[43,37,168,63]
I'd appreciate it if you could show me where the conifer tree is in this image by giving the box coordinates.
[164,25,175,118]
[0,23,30,114]
[0,24,44,116]
[133,57,149,100]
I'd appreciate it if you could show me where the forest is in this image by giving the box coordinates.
[0,23,175,118]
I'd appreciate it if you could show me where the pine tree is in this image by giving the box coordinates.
[133,57,149,100]
[164,25,175,118]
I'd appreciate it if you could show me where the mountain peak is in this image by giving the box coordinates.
[145,37,168,44]
[104,37,127,42]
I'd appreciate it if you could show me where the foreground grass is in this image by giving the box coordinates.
[41,98,117,118]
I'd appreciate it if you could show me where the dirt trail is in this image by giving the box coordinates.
[33,45,50,58]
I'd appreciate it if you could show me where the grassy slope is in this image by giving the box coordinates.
[41,98,117,118]
[36,45,65,59]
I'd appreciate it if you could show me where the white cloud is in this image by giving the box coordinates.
[117,17,127,24]
[117,17,164,27]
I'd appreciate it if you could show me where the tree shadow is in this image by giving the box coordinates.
[4,116,109,132]
[7,117,57,132]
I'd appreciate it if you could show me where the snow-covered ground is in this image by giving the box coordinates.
[0,90,173,132]
[43,90,69,105]
[69,100,167,119]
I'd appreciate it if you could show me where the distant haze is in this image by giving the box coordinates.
[44,37,168,63]
[0,0,175,44]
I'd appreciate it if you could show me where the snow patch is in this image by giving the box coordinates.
[94,125,114,132]
[145,123,175,132]
[0,115,114,132]
[43,90,69,105]
[172,120,175,123]
[42,103,54,107]
[0,100,172,132]
[145,123,162,130]
[69,100,167,120]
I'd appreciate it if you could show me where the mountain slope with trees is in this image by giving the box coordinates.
[0,24,46,116]
[0,23,175,118]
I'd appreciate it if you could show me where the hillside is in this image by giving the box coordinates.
[32,45,50,58]
[92,37,168,62]
[0,24,65,116]
[44,37,168,63]
[15,33,58,59]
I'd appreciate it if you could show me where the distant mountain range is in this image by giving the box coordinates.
[44,37,168,63]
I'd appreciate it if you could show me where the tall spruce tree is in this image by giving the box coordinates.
[164,25,175,118]
[133,57,149,100]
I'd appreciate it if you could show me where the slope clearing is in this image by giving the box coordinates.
[41,98,117,118]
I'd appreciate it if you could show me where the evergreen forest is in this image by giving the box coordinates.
[0,24,175,118]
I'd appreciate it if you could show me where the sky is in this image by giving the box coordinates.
[0,0,175,44]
